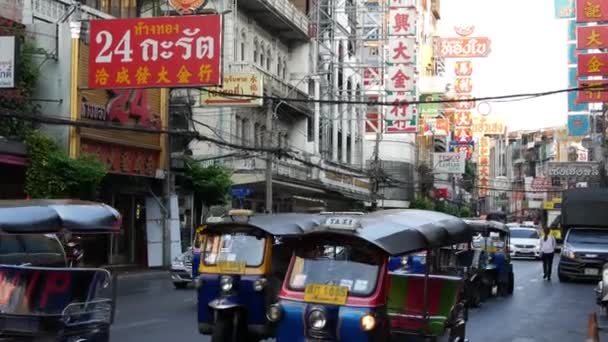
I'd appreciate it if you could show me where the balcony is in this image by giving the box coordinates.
[29,0,112,22]
[228,62,312,115]
[236,0,309,42]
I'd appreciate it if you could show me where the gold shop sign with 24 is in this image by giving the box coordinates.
[201,73,263,107]
[88,15,222,89]
[304,284,348,305]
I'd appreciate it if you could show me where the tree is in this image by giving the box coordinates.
[417,162,434,198]
[410,196,434,210]
[461,160,476,193]
[184,160,233,221]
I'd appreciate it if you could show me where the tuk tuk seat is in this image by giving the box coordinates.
[0,265,114,335]
[387,272,463,336]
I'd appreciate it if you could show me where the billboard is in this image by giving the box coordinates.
[201,73,263,107]
[88,15,222,89]
[433,152,466,174]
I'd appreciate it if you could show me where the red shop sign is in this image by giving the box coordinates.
[576,0,608,23]
[577,80,608,103]
[577,52,608,77]
[576,25,608,50]
[88,15,222,89]
[81,139,159,177]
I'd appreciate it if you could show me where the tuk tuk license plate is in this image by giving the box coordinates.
[217,261,246,274]
[303,284,348,305]
[585,268,599,276]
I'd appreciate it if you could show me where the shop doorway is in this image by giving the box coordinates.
[110,194,147,266]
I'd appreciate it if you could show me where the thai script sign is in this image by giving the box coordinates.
[433,152,466,174]
[576,0,608,23]
[201,73,263,107]
[0,36,16,88]
[472,116,505,136]
[547,162,600,178]
[436,37,491,58]
[88,15,222,89]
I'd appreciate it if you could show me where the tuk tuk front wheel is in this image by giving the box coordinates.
[211,313,233,342]
[507,272,514,295]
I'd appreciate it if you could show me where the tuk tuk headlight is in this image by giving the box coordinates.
[220,275,233,292]
[308,309,327,330]
[254,278,267,292]
[267,303,282,322]
[400,257,408,266]
[360,314,376,331]
[603,269,608,281]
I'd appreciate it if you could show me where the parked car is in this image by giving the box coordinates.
[171,247,193,289]
[509,227,541,259]
[0,233,66,266]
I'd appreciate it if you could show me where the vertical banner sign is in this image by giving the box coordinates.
[555,0,575,19]
[575,0,608,23]
[0,36,16,88]
[88,15,223,89]
[386,3,418,134]
[478,136,491,197]
[576,25,608,50]
[577,53,608,77]
[567,114,591,136]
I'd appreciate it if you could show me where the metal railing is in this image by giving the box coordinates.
[258,0,309,35]
[31,0,113,22]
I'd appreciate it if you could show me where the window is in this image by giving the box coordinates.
[21,235,64,254]
[253,39,259,63]
[266,49,272,70]
[277,56,282,75]
[203,234,266,267]
[282,61,287,79]
[260,43,265,67]
[260,125,267,147]
[235,116,242,143]
[254,123,261,147]
[89,0,136,18]
[242,118,250,144]
[240,30,246,61]
[0,235,22,254]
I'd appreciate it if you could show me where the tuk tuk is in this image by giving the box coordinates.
[0,199,121,342]
[464,219,514,301]
[268,209,472,342]
[194,210,323,342]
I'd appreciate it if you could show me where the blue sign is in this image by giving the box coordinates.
[567,67,588,112]
[231,187,252,198]
[567,19,576,41]
[568,114,590,136]
[555,0,575,19]
[567,43,576,65]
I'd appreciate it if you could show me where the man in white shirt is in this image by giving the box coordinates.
[539,227,557,281]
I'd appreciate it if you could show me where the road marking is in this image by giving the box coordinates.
[112,318,169,330]
[515,286,524,291]
[529,279,538,282]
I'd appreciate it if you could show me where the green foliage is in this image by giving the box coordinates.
[458,207,472,218]
[185,160,233,207]
[417,162,434,197]
[462,160,476,193]
[410,196,434,210]
[24,132,107,199]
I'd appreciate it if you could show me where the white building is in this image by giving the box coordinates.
[187,0,370,213]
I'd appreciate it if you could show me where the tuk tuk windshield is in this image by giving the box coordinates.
[202,233,266,267]
[287,244,382,297]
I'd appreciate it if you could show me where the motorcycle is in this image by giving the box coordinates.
[595,263,608,316]
[65,236,84,268]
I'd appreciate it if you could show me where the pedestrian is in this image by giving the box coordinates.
[540,227,557,281]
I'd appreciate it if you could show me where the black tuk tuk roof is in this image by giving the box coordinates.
[301,209,471,256]
[562,188,608,228]
[463,219,510,235]
[0,200,122,234]
[204,213,325,237]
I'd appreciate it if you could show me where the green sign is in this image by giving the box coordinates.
[419,93,442,117]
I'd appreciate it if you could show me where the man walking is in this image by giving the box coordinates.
[540,227,557,281]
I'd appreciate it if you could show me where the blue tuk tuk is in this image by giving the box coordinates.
[0,199,121,342]
[268,209,472,341]
[194,210,323,341]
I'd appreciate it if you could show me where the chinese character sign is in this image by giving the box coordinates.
[453,111,473,127]
[388,7,417,36]
[477,136,491,197]
[454,61,473,76]
[201,73,263,107]
[576,0,608,22]
[88,15,222,89]
[386,93,415,121]
[387,65,416,91]
[577,52,608,76]
[388,38,416,64]
[386,117,417,133]
[576,25,608,50]
[449,141,474,160]
[454,127,473,143]
[555,0,575,18]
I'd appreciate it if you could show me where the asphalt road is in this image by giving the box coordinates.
[110,258,598,342]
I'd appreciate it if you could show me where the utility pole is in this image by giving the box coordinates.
[370,130,382,210]
[265,101,273,213]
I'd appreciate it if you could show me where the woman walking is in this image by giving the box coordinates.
[540,227,557,281]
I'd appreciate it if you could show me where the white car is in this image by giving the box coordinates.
[171,247,193,289]
[509,227,541,259]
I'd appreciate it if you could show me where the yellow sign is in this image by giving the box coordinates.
[303,284,348,305]
[217,260,246,274]
[472,116,505,136]
[201,73,263,107]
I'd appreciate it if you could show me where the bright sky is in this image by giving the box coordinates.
[438,0,569,131]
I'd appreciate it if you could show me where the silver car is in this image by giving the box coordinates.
[171,247,193,289]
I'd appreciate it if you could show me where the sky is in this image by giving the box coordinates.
[438,0,569,132]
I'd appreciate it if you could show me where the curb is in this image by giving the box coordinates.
[114,270,170,281]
